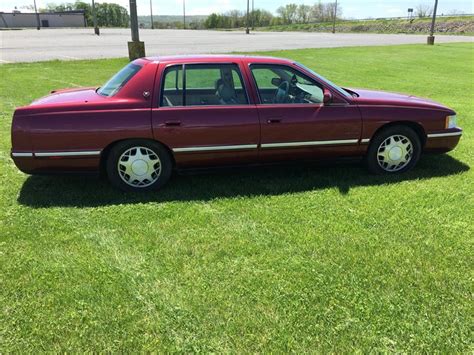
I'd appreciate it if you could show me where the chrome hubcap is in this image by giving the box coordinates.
[377,134,413,172]
[118,146,161,187]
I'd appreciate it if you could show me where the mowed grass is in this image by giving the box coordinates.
[0,43,473,352]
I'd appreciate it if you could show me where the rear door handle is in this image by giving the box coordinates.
[267,118,282,124]
[164,121,181,127]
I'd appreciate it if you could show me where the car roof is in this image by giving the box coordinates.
[143,54,294,65]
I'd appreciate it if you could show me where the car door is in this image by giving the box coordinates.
[249,63,362,162]
[151,62,260,168]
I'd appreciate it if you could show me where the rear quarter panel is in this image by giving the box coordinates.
[23,103,152,152]
[11,60,158,172]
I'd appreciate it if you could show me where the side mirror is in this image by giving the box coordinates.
[323,88,332,104]
[271,77,282,87]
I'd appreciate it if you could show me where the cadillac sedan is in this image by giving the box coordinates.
[11,55,462,191]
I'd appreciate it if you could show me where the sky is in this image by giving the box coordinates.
[1,0,473,19]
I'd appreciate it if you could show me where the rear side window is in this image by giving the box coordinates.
[98,62,142,97]
[186,67,220,90]
[186,64,248,106]
[161,65,183,106]
[160,63,248,107]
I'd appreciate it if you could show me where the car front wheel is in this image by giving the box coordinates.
[366,125,421,174]
[106,140,173,191]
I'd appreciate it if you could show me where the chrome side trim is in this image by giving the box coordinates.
[173,144,258,153]
[261,139,358,149]
[427,131,462,138]
[360,138,370,144]
[173,139,359,153]
[12,152,33,157]
[35,151,101,157]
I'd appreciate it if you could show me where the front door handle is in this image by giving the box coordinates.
[164,121,181,127]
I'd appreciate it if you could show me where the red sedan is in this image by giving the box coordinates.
[11,55,462,191]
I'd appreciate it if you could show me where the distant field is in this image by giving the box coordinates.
[258,16,474,35]
[0,43,473,352]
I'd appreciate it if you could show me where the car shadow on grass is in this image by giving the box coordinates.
[17,154,469,208]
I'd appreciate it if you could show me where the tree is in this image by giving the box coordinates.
[297,4,311,24]
[227,9,243,28]
[270,17,283,26]
[20,4,35,10]
[204,13,219,28]
[416,3,433,18]
[326,1,342,21]
[41,1,129,27]
[277,3,298,24]
[251,9,273,27]
[203,8,272,29]
[41,2,74,12]
[309,1,324,22]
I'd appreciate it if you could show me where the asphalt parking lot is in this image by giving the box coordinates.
[1,28,473,63]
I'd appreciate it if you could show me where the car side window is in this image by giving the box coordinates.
[250,64,324,105]
[185,64,248,106]
[161,65,183,107]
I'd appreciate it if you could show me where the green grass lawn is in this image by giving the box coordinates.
[0,43,473,352]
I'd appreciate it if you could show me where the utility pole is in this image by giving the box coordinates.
[246,0,250,34]
[251,0,254,30]
[33,0,40,30]
[128,0,145,60]
[183,0,186,29]
[91,0,99,35]
[150,0,154,29]
[332,0,338,34]
[427,0,439,45]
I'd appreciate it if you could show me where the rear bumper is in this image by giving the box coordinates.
[11,150,101,174]
[424,128,462,153]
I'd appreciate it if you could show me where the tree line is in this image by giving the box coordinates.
[204,1,342,29]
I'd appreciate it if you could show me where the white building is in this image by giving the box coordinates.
[0,11,86,28]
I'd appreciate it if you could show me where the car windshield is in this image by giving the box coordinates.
[97,62,142,97]
[294,62,353,99]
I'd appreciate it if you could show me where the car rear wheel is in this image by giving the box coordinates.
[106,140,173,191]
[366,125,421,174]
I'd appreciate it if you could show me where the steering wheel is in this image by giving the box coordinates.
[274,81,289,103]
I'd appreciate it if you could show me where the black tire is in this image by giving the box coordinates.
[365,125,422,174]
[106,139,173,191]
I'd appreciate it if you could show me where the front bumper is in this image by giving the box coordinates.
[424,128,462,153]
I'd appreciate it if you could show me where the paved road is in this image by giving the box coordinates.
[1,28,473,63]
